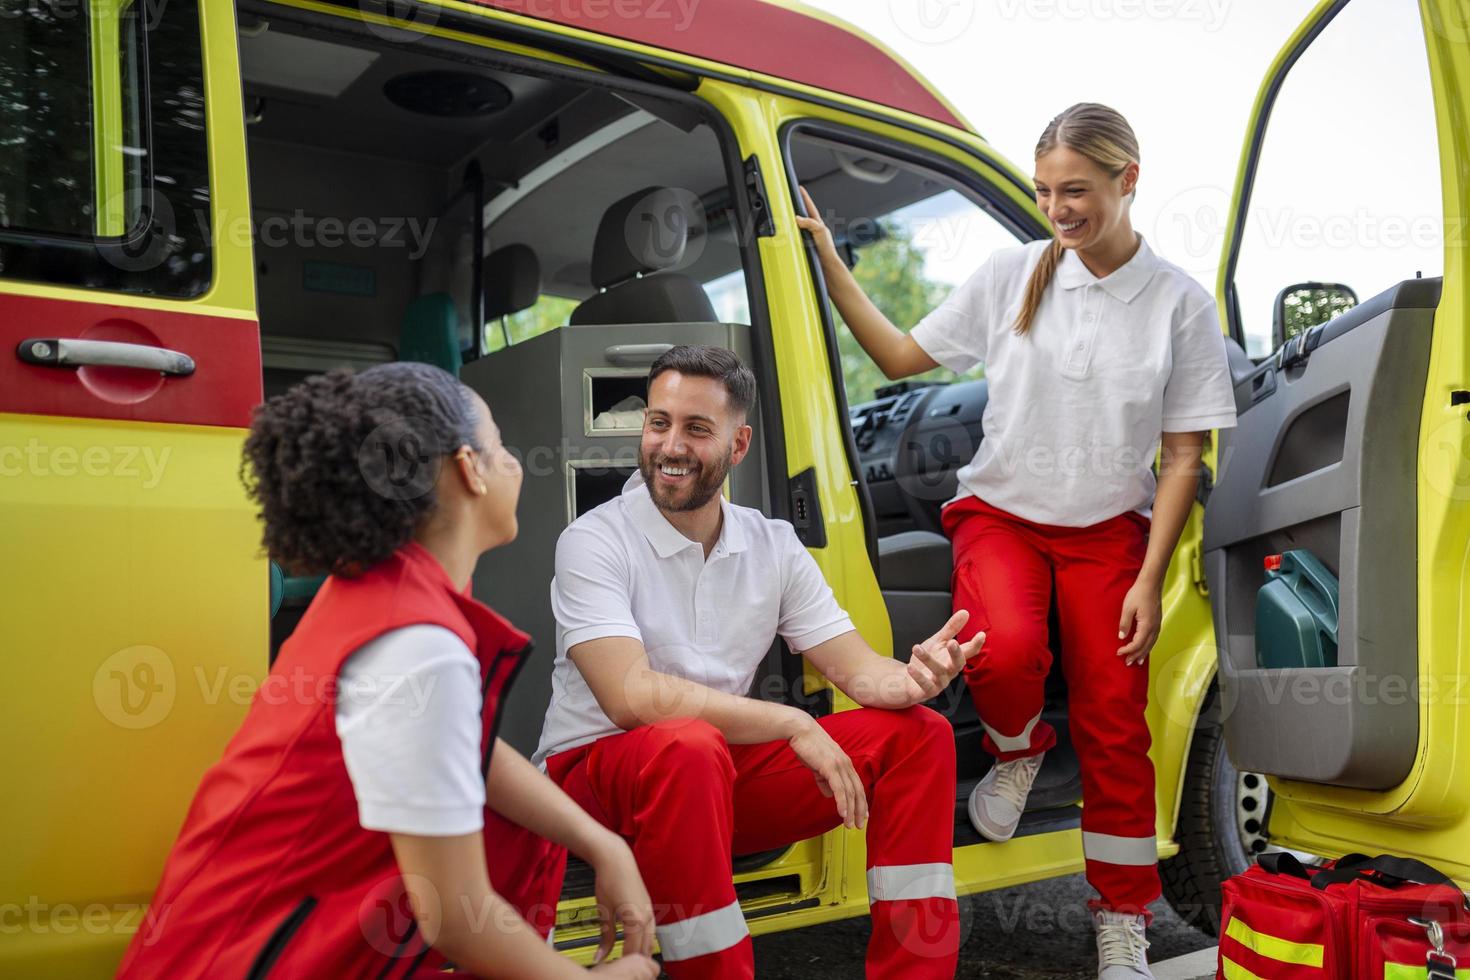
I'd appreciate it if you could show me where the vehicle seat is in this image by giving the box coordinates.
[398,293,462,376]
[484,243,541,322]
[570,185,717,325]
[877,530,953,591]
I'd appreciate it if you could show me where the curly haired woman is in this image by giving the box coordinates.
[117,362,658,979]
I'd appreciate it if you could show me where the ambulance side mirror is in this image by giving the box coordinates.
[1271,281,1358,353]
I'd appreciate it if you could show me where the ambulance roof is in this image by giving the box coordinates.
[468,0,973,133]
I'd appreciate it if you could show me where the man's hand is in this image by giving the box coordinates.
[787,717,869,830]
[904,610,986,706]
[588,834,656,965]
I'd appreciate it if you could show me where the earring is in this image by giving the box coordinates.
[476,483,489,496]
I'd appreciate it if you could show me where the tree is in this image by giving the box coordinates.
[485,295,579,352]
[1279,286,1356,345]
[833,219,983,406]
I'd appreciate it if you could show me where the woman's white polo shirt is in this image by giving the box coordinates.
[910,236,1238,527]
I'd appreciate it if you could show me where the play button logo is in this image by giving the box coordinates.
[889,0,975,45]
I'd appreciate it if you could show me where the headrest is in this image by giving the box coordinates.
[484,243,541,319]
[590,186,706,289]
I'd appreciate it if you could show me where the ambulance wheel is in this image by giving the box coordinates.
[1159,684,1271,937]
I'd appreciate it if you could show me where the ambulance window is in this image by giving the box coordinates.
[0,7,95,236]
[0,0,212,297]
[480,110,749,350]
[486,294,579,352]
[788,133,1024,405]
[1229,0,1442,358]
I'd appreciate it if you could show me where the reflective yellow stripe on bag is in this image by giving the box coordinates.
[1225,917,1327,968]
[1221,957,1269,980]
[1383,965,1470,979]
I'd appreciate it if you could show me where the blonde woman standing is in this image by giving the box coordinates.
[797,103,1238,979]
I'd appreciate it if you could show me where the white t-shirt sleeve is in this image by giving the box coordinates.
[776,525,857,652]
[1161,301,1240,432]
[551,524,644,651]
[335,624,486,837]
[909,254,995,374]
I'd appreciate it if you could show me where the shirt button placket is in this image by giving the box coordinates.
[694,567,714,645]
[1066,289,1101,376]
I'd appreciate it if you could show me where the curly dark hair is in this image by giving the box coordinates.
[241,361,482,577]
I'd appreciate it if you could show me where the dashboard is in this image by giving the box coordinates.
[847,379,988,538]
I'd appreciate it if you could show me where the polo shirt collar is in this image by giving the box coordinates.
[1054,234,1159,303]
[621,471,747,559]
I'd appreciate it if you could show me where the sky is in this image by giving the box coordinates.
[795,0,1445,357]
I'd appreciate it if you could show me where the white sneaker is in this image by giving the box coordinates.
[1093,909,1153,979]
[966,752,1044,842]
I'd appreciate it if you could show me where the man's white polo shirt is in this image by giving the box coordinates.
[532,472,856,768]
[910,235,1238,527]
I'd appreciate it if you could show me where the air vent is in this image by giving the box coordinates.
[383,71,511,117]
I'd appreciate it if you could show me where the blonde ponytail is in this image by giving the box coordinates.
[1014,240,1065,336]
[1013,102,1140,336]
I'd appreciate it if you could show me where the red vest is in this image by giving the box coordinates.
[116,542,531,979]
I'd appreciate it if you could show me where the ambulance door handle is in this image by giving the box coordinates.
[604,343,673,367]
[17,338,196,377]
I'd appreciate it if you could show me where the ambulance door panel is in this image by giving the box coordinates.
[1206,0,1443,790]
[1203,281,1437,788]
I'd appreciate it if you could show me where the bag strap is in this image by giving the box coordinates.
[1311,854,1469,909]
[1258,852,1313,879]
[1256,851,1370,880]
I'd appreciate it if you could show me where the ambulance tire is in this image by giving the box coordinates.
[1159,684,1259,938]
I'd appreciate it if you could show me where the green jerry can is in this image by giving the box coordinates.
[1255,549,1340,669]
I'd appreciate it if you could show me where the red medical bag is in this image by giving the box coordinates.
[1217,853,1470,979]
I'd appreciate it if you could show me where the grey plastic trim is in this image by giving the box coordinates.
[1203,280,1439,789]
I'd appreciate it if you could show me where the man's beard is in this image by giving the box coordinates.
[640,444,733,513]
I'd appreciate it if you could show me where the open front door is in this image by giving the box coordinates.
[1206,0,1470,877]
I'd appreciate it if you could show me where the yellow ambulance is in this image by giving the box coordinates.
[1,0,1464,973]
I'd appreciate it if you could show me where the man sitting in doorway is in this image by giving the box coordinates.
[534,345,984,979]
